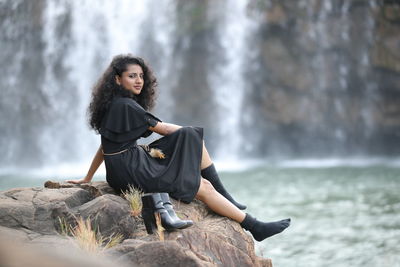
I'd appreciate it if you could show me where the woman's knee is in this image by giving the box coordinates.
[196,178,216,200]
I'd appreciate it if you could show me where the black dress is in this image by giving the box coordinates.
[99,96,203,203]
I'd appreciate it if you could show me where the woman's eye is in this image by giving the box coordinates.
[128,74,143,79]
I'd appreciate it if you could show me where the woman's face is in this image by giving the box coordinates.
[116,64,144,95]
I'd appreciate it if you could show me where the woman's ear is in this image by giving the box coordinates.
[115,75,121,85]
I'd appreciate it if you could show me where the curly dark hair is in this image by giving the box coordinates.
[88,54,158,132]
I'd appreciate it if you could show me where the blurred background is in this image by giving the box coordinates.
[0,0,399,266]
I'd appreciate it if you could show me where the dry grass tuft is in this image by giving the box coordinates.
[122,185,144,216]
[71,217,101,253]
[57,216,73,236]
[61,217,123,253]
[155,213,165,241]
[103,232,124,249]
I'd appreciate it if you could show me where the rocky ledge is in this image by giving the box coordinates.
[0,181,271,267]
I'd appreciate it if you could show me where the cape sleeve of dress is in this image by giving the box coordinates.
[99,97,162,143]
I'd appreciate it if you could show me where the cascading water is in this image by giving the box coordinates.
[0,0,177,174]
[304,0,379,156]
[0,0,399,175]
[210,1,255,161]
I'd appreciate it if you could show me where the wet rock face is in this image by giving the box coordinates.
[242,0,400,157]
[0,182,271,267]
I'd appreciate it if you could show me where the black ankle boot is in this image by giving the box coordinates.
[240,213,291,242]
[141,193,192,234]
[160,193,193,229]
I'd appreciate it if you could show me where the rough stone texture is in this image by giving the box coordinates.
[0,226,128,267]
[242,0,400,157]
[76,194,138,238]
[108,240,210,267]
[0,182,272,267]
[0,186,93,234]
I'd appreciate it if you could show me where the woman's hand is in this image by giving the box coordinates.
[65,176,92,184]
[67,144,103,185]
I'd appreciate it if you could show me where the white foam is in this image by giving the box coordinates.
[214,156,400,171]
[213,158,265,172]
[275,157,400,168]
[0,163,106,179]
[1,156,399,180]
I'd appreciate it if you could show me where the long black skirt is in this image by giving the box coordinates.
[103,127,203,203]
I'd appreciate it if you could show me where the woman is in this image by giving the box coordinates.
[67,54,290,242]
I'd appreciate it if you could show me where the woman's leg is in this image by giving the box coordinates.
[195,178,245,222]
[196,178,291,242]
[199,141,247,210]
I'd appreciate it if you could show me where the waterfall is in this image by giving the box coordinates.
[0,0,177,174]
[0,0,399,175]
[304,0,379,155]
[210,1,255,161]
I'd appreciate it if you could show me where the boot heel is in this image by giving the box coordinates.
[141,194,157,234]
[142,209,156,234]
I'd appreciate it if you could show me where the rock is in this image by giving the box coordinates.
[242,0,400,157]
[0,187,94,234]
[76,194,138,238]
[107,239,210,267]
[0,182,272,267]
[261,38,313,92]
[162,215,267,266]
[265,4,287,26]
[0,227,129,267]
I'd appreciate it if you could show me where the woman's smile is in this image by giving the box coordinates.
[133,85,142,92]
[117,64,144,95]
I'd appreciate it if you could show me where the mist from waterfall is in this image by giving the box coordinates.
[0,0,178,174]
[1,0,399,175]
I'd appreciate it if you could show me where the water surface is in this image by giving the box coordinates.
[1,164,399,267]
[222,165,400,267]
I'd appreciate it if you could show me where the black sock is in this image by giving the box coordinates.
[241,213,291,241]
[201,164,247,210]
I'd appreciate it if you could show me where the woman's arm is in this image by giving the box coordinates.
[66,145,104,184]
[149,122,182,136]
